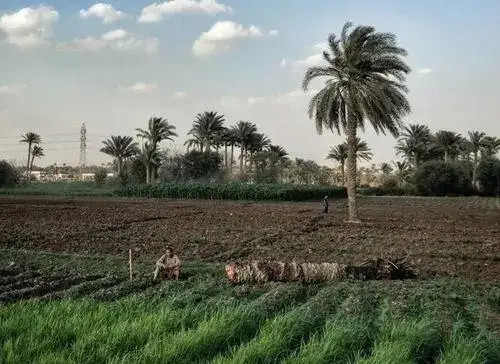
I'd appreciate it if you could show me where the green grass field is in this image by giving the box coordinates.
[0,182,114,197]
[0,249,499,363]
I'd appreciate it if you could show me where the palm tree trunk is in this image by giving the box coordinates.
[340,162,345,186]
[117,158,123,177]
[230,144,234,172]
[146,165,150,184]
[240,147,244,173]
[346,119,360,223]
[224,144,228,169]
[444,150,448,162]
[26,142,32,180]
[472,152,478,190]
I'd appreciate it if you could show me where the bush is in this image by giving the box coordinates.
[94,168,107,187]
[127,159,146,184]
[382,176,399,189]
[115,182,347,201]
[0,160,18,187]
[477,157,500,196]
[413,161,472,196]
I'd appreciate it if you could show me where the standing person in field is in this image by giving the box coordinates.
[153,246,181,281]
[323,195,329,213]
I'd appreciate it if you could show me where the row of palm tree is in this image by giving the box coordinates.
[100,113,290,184]
[19,132,44,179]
[395,124,500,187]
[184,112,289,175]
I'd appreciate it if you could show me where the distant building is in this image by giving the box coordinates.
[81,173,95,181]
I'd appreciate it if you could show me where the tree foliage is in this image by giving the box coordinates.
[413,160,472,196]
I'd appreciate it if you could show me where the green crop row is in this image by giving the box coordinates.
[115,183,346,201]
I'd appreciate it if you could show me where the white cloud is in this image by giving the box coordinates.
[269,29,278,36]
[417,68,432,75]
[138,0,231,23]
[0,5,59,48]
[193,21,263,57]
[247,96,266,106]
[280,58,288,68]
[79,3,126,24]
[57,29,159,54]
[172,91,188,99]
[122,82,159,93]
[292,42,328,68]
[0,84,26,97]
[293,54,324,68]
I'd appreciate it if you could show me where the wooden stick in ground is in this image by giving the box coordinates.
[129,249,133,281]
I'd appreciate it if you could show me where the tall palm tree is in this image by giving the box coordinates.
[20,132,41,179]
[138,142,162,184]
[100,135,139,177]
[136,117,177,184]
[303,22,410,222]
[433,130,462,162]
[480,136,500,158]
[327,144,348,185]
[248,133,271,172]
[267,144,289,182]
[225,126,239,172]
[30,145,44,172]
[233,121,257,173]
[187,111,225,152]
[393,161,410,187]
[395,124,432,167]
[468,131,485,189]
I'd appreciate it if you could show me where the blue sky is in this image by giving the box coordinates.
[1,0,499,166]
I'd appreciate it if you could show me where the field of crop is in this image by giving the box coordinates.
[0,195,499,362]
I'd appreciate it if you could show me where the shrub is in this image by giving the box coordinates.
[115,182,346,201]
[477,157,500,196]
[127,159,146,184]
[382,176,399,189]
[413,161,472,196]
[357,186,407,196]
[94,168,107,187]
[0,160,18,187]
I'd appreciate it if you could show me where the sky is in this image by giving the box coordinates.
[1,0,499,167]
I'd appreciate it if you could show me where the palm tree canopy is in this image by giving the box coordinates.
[267,145,288,159]
[100,136,139,160]
[31,145,45,158]
[232,121,258,149]
[351,137,373,162]
[20,132,41,145]
[136,117,177,146]
[303,22,411,136]
[468,131,486,153]
[433,130,462,158]
[188,111,225,149]
[380,162,393,175]
[395,123,433,165]
[327,143,348,163]
[249,133,271,153]
[480,136,500,157]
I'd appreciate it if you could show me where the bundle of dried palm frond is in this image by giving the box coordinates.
[225,257,414,283]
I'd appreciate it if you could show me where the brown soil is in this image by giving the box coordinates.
[0,195,498,281]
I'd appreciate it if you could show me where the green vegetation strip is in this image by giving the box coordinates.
[115,182,346,201]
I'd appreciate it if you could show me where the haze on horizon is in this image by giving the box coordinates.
[1,0,499,167]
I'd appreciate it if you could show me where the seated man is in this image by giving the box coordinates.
[153,247,181,281]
